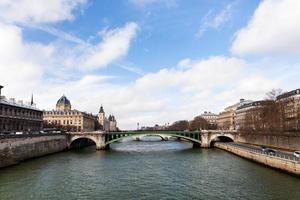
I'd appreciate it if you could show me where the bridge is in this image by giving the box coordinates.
[67,130,237,150]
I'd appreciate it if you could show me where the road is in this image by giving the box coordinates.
[219,142,300,162]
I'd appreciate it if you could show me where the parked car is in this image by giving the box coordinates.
[294,151,300,158]
[261,147,276,155]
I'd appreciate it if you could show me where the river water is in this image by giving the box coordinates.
[0,138,299,200]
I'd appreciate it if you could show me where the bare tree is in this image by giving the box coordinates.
[189,116,208,131]
[265,88,283,100]
[168,120,189,131]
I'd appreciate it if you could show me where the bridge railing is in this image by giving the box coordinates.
[222,143,300,163]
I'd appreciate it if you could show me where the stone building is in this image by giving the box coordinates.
[235,100,273,130]
[200,111,218,128]
[0,86,43,133]
[98,105,117,131]
[276,88,300,131]
[43,95,95,132]
[217,99,252,130]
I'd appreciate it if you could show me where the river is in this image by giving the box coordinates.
[0,137,299,200]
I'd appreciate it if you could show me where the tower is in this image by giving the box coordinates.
[98,105,105,128]
[31,94,34,106]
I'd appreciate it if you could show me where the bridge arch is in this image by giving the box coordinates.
[69,135,98,149]
[209,133,234,147]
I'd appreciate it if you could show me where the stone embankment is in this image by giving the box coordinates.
[0,134,67,168]
[236,132,300,151]
[215,142,300,176]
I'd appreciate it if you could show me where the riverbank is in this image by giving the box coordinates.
[0,134,67,168]
[214,142,300,176]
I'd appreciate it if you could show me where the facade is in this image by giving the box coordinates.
[235,100,273,130]
[0,87,43,133]
[276,88,300,131]
[217,99,252,130]
[200,111,218,128]
[43,95,95,132]
[97,105,117,131]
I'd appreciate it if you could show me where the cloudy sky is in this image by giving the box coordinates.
[0,0,299,129]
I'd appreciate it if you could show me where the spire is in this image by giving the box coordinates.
[31,93,34,105]
[99,104,104,113]
[0,85,3,96]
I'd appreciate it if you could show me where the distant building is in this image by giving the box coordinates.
[217,99,252,130]
[141,124,167,131]
[0,86,43,133]
[200,111,218,128]
[98,105,117,132]
[235,100,273,130]
[276,88,300,131]
[43,95,95,132]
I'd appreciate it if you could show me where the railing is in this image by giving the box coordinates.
[219,142,300,163]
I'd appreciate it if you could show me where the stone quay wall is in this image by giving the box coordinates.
[215,142,300,176]
[236,132,300,151]
[0,134,67,168]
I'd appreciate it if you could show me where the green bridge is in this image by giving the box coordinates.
[67,130,237,150]
[105,131,201,145]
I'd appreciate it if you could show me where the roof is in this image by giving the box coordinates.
[0,97,41,111]
[99,105,104,113]
[56,95,71,106]
[237,100,273,110]
[276,89,300,100]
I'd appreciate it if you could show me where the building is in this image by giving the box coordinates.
[0,86,43,133]
[97,105,117,131]
[276,88,300,131]
[43,95,95,132]
[235,100,273,131]
[217,99,252,130]
[200,111,218,128]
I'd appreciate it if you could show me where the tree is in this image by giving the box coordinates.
[189,116,208,131]
[265,88,283,100]
[168,120,189,131]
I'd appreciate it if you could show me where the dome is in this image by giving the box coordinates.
[56,95,71,111]
[57,95,71,105]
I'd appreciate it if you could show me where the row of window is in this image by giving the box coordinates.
[46,119,81,125]
[0,105,42,119]
[0,120,42,131]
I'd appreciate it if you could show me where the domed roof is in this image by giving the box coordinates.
[56,95,71,106]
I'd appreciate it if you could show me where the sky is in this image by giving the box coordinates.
[0,0,299,130]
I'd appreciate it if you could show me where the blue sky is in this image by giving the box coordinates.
[0,0,299,129]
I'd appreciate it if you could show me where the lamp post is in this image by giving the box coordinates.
[0,85,3,97]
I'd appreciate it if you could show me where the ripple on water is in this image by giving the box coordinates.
[0,141,299,200]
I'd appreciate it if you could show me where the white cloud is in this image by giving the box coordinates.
[0,0,87,24]
[80,22,139,70]
[197,2,234,38]
[231,0,300,55]
[54,56,279,129]
[0,23,53,98]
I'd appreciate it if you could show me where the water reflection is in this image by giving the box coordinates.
[0,140,299,200]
